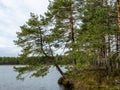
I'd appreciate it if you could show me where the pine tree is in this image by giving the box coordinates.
[14,13,53,57]
[77,0,117,66]
[45,0,83,64]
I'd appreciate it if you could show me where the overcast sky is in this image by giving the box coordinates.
[0,0,49,57]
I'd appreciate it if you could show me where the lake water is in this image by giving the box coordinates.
[0,65,66,90]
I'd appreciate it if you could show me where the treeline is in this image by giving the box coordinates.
[0,56,55,65]
[0,57,20,65]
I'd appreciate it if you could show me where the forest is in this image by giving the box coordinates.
[0,56,55,65]
[13,0,120,89]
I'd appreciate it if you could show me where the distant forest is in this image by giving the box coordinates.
[0,56,55,65]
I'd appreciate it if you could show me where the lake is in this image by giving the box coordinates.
[0,65,66,90]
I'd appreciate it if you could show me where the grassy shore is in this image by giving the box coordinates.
[58,66,120,90]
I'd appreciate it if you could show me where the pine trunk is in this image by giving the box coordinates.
[55,64,65,78]
[69,3,76,65]
[117,0,120,55]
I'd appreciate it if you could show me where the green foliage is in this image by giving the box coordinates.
[46,0,82,52]
[14,13,53,57]
[75,0,117,65]
[14,65,50,80]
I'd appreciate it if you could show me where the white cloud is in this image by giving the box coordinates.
[0,0,49,56]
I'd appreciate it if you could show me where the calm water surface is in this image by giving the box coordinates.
[0,65,66,90]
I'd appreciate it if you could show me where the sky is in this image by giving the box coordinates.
[0,0,49,57]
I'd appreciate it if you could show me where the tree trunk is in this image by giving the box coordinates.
[117,0,120,56]
[108,35,111,56]
[99,0,107,66]
[55,64,65,78]
[38,26,48,57]
[100,35,107,65]
[116,33,119,55]
[69,3,76,65]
